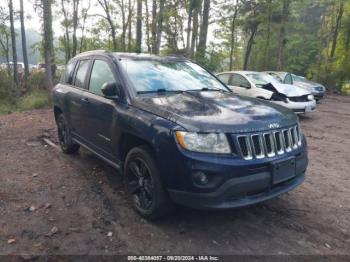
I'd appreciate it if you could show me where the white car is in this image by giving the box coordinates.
[265,71,326,101]
[216,71,316,114]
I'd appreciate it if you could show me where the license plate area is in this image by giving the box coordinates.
[305,106,313,112]
[272,157,296,184]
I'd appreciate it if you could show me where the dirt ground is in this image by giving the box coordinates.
[0,95,349,257]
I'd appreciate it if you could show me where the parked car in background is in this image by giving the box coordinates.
[265,71,326,101]
[217,71,316,114]
[53,51,308,219]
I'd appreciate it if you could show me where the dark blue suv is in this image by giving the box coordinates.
[53,51,308,219]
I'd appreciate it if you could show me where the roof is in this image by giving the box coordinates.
[217,70,260,75]
[75,50,187,61]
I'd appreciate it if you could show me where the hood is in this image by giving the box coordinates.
[271,82,311,97]
[133,91,297,133]
[293,80,325,92]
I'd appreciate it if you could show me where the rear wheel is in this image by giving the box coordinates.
[124,146,172,220]
[57,114,80,154]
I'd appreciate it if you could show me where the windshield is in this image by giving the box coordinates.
[292,74,308,82]
[119,59,228,93]
[246,73,280,87]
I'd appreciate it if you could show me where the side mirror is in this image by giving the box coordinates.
[101,82,121,98]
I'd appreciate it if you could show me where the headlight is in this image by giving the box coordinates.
[307,94,314,101]
[175,131,231,154]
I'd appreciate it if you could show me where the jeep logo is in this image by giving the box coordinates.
[268,123,280,129]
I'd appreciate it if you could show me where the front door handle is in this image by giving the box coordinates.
[80,97,90,104]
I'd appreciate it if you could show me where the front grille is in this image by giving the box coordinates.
[234,125,301,160]
[288,95,309,102]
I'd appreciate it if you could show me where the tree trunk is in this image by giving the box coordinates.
[264,0,272,68]
[186,1,194,55]
[151,0,157,53]
[145,0,151,52]
[61,0,71,62]
[128,0,132,51]
[20,0,30,87]
[155,0,165,54]
[190,1,199,58]
[72,0,79,57]
[98,0,118,51]
[136,0,142,53]
[79,0,91,53]
[8,0,19,89]
[42,0,54,90]
[229,3,238,70]
[330,1,344,59]
[0,33,11,76]
[277,0,289,70]
[243,24,258,70]
[197,0,210,59]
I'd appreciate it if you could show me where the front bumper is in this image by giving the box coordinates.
[272,100,316,114]
[167,150,308,210]
[313,92,325,101]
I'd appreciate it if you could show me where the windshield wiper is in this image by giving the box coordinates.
[186,87,227,92]
[137,89,184,94]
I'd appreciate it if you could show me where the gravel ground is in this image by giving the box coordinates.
[0,95,349,258]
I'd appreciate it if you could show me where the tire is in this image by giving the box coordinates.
[124,145,172,220]
[56,114,80,154]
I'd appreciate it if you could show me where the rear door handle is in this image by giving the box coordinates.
[80,97,90,104]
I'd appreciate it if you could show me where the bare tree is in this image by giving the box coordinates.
[229,2,239,70]
[61,0,71,62]
[186,0,194,54]
[151,0,157,53]
[20,0,30,86]
[8,0,19,87]
[97,0,118,51]
[136,0,142,52]
[277,0,289,70]
[197,0,210,58]
[243,21,259,70]
[190,0,200,58]
[42,0,54,90]
[79,0,92,53]
[72,0,80,57]
[155,0,165,54]
[330,0,344,59]
[145,0,151,52]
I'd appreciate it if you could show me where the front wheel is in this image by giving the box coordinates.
[124,146,172,220]
[57,114,80,154]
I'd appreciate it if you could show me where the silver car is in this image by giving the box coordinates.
[265,71,326,101]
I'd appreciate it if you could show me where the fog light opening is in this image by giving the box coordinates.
[193,171,209,185]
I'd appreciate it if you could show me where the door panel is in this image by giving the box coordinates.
[80,59,120,160]
[228,74,252,97]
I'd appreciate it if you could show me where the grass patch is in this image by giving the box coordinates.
[19,90,51,111]
[0,90,51,115]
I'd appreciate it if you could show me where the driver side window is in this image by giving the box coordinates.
[284,73,293,84]
[89,60,116,96]
[230,74,251,88]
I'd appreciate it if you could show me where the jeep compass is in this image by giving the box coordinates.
[53,51,308,219]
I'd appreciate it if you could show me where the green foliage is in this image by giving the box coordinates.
[19,90,50,111]
[28,70,47,90]
[0,69,15,104]
[0,69,51,115]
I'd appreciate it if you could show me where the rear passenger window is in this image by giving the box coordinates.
[62,61,76,84]
[89,60,115,96]
[230,74,251,88]
[217,74,230,85]
[74,60,90,89]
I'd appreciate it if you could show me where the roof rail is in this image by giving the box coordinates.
[76,50,109,56]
